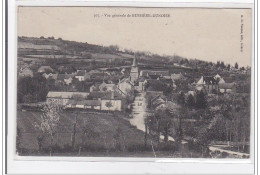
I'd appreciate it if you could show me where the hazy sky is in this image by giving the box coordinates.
[18,7,252,66]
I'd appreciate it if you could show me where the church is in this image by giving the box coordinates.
[130,55,139,84]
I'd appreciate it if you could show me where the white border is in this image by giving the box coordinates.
[7,0,256,174]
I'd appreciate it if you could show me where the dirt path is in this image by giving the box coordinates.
[209,145,250,158]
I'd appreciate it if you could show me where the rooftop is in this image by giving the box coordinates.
[47,91,89,99]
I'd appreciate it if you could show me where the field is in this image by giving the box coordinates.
[17,111,180,157]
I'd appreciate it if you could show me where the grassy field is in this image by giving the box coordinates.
[17,110,181,157]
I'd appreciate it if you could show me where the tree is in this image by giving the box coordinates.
[113,127,126,152]
[35,102,61,155]
[186,94,195,109]
[240,67,245,71]
[195,91,207,109]
[167,102,183,143]
[175,79,189,93]
[16,127,22,154]
[159,109,172,143]
[216,61,220,68]
[125,89,135,112]
[235,62,239,69]
[17,75,49,103]
[227,64,231,71]
[72,112,78,151]
[177,92,185,106]
[220,61,225,69]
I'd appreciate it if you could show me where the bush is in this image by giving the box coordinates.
[63,144,73,152]
[126,144,152,152]
[157,142,177,151]
[81,143,107,152]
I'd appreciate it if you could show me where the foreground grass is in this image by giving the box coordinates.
[17,110,183,157]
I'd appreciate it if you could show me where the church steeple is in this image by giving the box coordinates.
[132,54,137,67]
[130,54,139,83]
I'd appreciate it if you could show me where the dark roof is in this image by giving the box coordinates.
[223,77,234,83]
[138,77,146,82]
[76,71,86,76]
[90,72,108,77]
[146,91,164,100]
[204,76,218,84]
[142,70,169,77]
[57,74,73,80]
[149,74,161,79]
[146,79,160,84]
[146,86,162,92]
[171,73,185,80]
[160,78,173,84]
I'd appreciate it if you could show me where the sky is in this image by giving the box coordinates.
[18,7,252,67]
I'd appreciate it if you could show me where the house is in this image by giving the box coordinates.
[214,74,221,80]
[58,66,76,74]
[171,73,185,81]
[64,75,74,85]
[151,95,167,110]
[100,91,124,111]
[88,91,124,111]
[90,72,109,79]
[140,70,169,78]
[99,81,116,92]
[66,99,101,110]
[117,78,134,96]
[219,83,236,93]
[90,84,100,92]
[19,67,33,78]
[186,90,196,96]
[75,70,87,81]
[160,78,174,88]
[38,66,54,73]
[46,91,89,106]
[145,90,164,108]
[148,74,161,80]
[56,74,74,85]
[42,73,58,80]
[196,76,219,94]
[136,77,146,92]
[218,78,226,84]
[89,69,102,74]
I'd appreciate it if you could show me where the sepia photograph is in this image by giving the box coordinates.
[16,7,252,159]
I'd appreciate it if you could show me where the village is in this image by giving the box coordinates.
[18,55,240,112]
[16,37,251,158]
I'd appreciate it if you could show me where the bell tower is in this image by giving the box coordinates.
[130,54,139,83]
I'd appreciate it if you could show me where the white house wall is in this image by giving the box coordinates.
[101,100,122,111]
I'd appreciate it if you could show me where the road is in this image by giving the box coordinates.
[129,92,174,142]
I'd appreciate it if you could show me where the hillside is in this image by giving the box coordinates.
[18,36,189,64]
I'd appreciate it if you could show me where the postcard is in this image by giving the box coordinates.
[16,6,252,160]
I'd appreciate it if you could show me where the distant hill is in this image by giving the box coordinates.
[18,36,187,61]
[18,36,209,71]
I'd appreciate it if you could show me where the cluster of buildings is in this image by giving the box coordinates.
[47,91,124,111]
[194,74,236,94]
[22,54,237,112]
[45,56,184,111]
